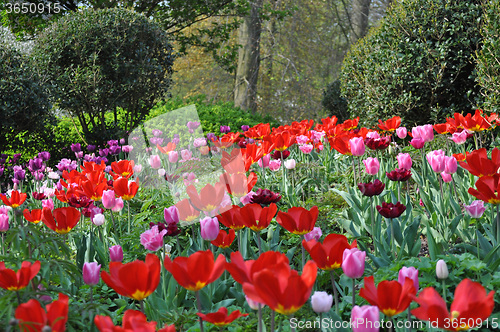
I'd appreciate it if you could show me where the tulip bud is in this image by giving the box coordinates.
[168,151,179,163]
[342,248,366,279]
[92,213,105,226]
[102,190,116,209]
[284,159,296,170]
[111,198,124,212]
[363,157,380,175]
[351,305,380,332]
[349,137,366,157]
[396,153,412,170]
[164,206,180,225]
[396,127,407,139]
[436,259,449,279]
[158,168,166,177]
[42,198,54,211]
[83,262,101,285]
[310,291,333,313]
[200,217,220,241]
[398,266,419,291]
[109,245,123,262]
[0,214,9,232]
[304,227,322,242]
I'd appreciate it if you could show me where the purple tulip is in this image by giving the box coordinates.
[83,262,101,285]
[0,214,9,232]
[464,200,486,219]
[109,245,123,262]
[71,143,81,153]
[164,206,180,225]
[200,216,219,241]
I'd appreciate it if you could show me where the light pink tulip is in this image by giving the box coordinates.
[111,198,124,212]
[448,130,469,145]
[269,159,281,171]
[140,225,167,251]
[464,200,486,219]
[426,150,445,173]
[441,172,452,183]
[258,154,271,168]
[149,154,161,169]
[168,151,179,163]
[42,198,54,211]
[398,266,419,291]
[351,305,380,332]
[304,227,322,242]
[310,291,333,313]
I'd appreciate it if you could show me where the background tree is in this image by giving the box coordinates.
[340,0,483,127]
[31,8,174,144]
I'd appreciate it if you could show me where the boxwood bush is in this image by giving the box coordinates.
[340,0,483,127]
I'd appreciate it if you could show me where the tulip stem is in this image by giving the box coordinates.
[16,291,21,305]
[407,307,412,332]
[390,218,395,259]
[290,314,295,332]
[329,270,339,315]
[352,278,356,307]
[256,230,261,255]
[476,218,480,260]
[271,310,275,332]
[258,304,263,332]
[90,286,94,305]
[352,157,357,188]
[370,197,376,255]
[301,235,305,270]
[441,279,446,303]
[237,229,242,254]
[496,204,500,246]
[109,210,116,233]
[127,201,131,234]
[196,291,205,332]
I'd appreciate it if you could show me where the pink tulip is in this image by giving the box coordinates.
[349,137,366,157]
[310,291,333,313]
[269,159,281,171]
[92,213,105,226]
[83,262,101,286]
[164,206,180,225]
[296,135,310,145]
[258,154,271,168]
[464,200,486,219]
[398,266,419,291]
[168,151,179,163]
[443,156,457,174]
[109,245,123,262]
[366,131,380,139]
[133,164,142,173]
[421,124,435,142]
[448,130,469,145]
[304,227,322,242]
[140,225,167,251]
[396,127,407,139]
[200,216,219,241]
[42,198,54,211]
[299,144,313,154]
[363,157,380,175]
[426,150,445,173]
[180,149,192,161]
[111,198,124,212]
[240,191,256,205]
[441,172,452,183]
[409,138,425,149]
[351,305,380,332]
[342,248,366,279]
[102,190,116,209]
[0,214,9,232]
[396,153,412,170]
[149,154,161,169]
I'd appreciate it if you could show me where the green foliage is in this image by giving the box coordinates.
[322,80,349,122]
[0,40,53,154]
[31,8,174,145]
[340,0,483,127]
[476,0,500,113]
[148,95,280,135]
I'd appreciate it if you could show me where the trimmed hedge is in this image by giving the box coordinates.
[340,0,483,127]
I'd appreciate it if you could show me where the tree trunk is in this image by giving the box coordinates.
[350,0,371,43]
[234,0,263,113]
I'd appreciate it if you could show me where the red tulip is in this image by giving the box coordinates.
[41,207,81,234]
[211,229,236,248]
[23,208,43,224]
[226,251,290,285]
[277,206,319,235]
[249,188,282,206]
[359,276,416,317]
[186,183,226,212]
[0,260,40,291]
[197,307,248,327]
[378,116,401,132]
[113,177,139,200]
[468,174,500,204]
[164,250,225,291]
[15,293,69,332]
[1,190,27,208]
[217,205,245,230]
[101,254,160,301]
[244,123,271,139]
[459,147,500,177]
[95,309,176,332]
[239,203,277,232]
[411,279,494,331]
[110,160,135,179]
[302,233,357,270]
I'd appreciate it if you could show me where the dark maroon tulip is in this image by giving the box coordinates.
[32,191,47,200]
[376,202,406,218]
[250,188,282,206]
[365,136,391,150]
[68,195,92,209]
[271,150,291,160]
[386,168,412,182]
[358,179,385,197]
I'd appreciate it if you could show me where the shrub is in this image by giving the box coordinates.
[340,0,483,127]
[0,42,53,157]
[476,0,500,113]
[321,80,349,123]
[31,8,174,145]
